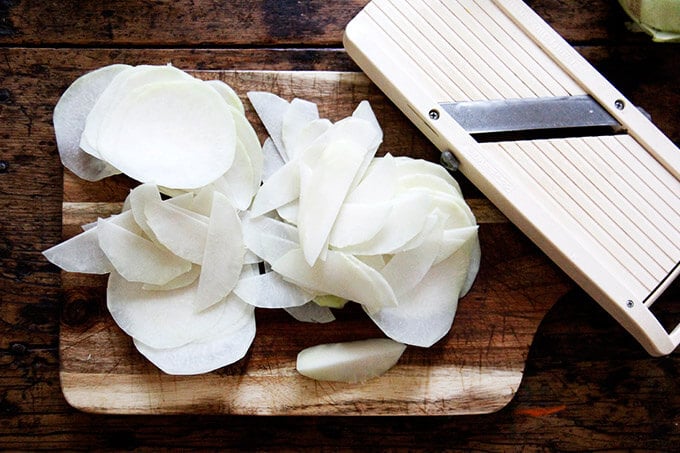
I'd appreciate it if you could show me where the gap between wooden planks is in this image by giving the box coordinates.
[59,70,571,416]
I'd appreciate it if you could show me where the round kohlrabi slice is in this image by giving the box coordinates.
[133,293,256,375]
[106,270,228,349]
[80,64,193,157]
[52,63,130,180]
[96,78,236,189]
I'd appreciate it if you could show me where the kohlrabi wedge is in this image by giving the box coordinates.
[296,338,406,383]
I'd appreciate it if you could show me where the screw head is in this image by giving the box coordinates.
[429,109,440,120]
[626,300,634,308]
[615,99,625,110]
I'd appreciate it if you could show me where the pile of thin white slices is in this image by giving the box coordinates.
[45,64,480,382]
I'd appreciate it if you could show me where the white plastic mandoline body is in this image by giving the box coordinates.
[344,0,680,355]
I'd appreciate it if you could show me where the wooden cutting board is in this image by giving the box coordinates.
[59,70,572,415]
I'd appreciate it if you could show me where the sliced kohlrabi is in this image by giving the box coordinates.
[97,217,191,286]
[144,200,209,265]
[106,270,226,349]
[296,338,406,383]
[205,79,245,114]
[281,98,319,160]
[133,293,255,375]
[233,271,315,308]
[367,237,477,347]
[134,311,255,375]
[297,139,373,266]
[285,302,336,324]
[81,64,194,158]
[247,91,291,161]
[43,227,113,274]
[52,64,129,181]
[96,78,237,189]
[272,248,397,313]
[194,192,245,312]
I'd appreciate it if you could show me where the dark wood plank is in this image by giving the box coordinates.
[0,0,647,47]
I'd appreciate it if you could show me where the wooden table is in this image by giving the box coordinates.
[1,0,678,449]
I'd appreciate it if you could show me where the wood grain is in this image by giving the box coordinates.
[0,0,642,47]
[58,70,569,415]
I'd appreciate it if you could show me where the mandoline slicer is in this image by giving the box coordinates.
[344,0,680,356]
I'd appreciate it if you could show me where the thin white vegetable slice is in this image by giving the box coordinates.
[276,200,299,225]
[282,98,319,160]
[398,173,462,200]
[328,200,393,249]
[162,200,210,224]
[233,271,314,308]
[80,221,97,232]
[228,104,263,195]
[379,223,443,297]
[296,338,406,383]
[134,309,255,376]
[97,217,191,285]
[285,302,335,324]
[272,248,397,313]
[194,192,244,312]
[43,227,113,274]
[321,116,381,150]
[394,156,463,196]
[243,251,262,265]
[209,138,255,211]
[297,139,371,266]
[189,186,215,217]
[261,137,286,182]
[205,79,245,114]
[389,210,445,255]
[356,254,386,270]
[436,226,478,264]
[97,78,236,189]
[344,153,397,204]
[352,100,382,135]
[422,190,476,230]
[81,64,194,157]
[289,118,333,160]
[164,191,195,210]
[52,64,129,181]
[460,237,481,298]
[144,200,209,264]
[127,183,162,240]
[247,91,290,161]
[250,159,300,217]
[327,156,398,249]
[338,191,433,255]
[367,237,477,347]
[242,214,299,264]
[297,116,381,194]
[141,265,201,291]
[107,209,144,236]
[107,270,226,349]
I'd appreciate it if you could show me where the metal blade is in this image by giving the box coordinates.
[440,95,621,135]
